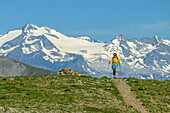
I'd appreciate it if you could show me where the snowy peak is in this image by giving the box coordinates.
[22,24,38,32]
[140,36,163,46]
[20,24,57,36]
[110,34,127,43]
[78,36,91,41]
[77,36,103,43]
[153,36,163,43]
[41,26,51,29]
[0,24,169,80]
[115,34,127,41]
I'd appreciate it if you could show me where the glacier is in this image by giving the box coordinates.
[0,24,169,80]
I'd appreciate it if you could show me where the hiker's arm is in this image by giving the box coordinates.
[109,58,112,64]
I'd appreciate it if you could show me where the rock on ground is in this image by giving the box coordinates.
[57,68,88,76]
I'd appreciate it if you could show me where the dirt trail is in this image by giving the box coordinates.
[113,79,149,113]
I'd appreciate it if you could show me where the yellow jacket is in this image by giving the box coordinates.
[109,57,121,65]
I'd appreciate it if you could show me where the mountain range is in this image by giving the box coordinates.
[0,24,169,80]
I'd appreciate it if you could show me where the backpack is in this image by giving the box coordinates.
[112,57,119,60]
[112,57,119,65]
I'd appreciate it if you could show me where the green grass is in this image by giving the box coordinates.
[0,75,136,113]
[126,78,170,113]
[1,75,168,112]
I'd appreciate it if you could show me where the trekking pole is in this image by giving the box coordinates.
[108,63,110,71]
[108,63,113,78]
[119,63,121,72]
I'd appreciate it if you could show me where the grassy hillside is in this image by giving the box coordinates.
[0,75,169,113]
[127,78,170,113]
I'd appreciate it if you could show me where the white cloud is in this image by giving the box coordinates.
[126,21,170,31]
[65,21,170,38]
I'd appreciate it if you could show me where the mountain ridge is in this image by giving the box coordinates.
[0,56,57,77]
[0,24,169,80]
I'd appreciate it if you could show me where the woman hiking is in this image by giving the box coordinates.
[109,53,121,79]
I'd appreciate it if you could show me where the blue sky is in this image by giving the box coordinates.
[0,0,170,42]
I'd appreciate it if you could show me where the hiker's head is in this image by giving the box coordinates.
[113,53,117,57]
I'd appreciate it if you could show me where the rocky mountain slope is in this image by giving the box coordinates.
[0,24,169,80]
[0,56,56,77]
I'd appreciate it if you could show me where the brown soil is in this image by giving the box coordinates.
[113,79,149,113]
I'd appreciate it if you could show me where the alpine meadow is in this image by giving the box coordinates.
[0,24,169,112]
[0,0,170,112]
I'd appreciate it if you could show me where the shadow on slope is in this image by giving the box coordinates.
[0,56,57,77]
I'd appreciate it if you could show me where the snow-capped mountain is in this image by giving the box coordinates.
[0,24,169,80]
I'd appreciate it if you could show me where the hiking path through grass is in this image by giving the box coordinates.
[113,79,149,113]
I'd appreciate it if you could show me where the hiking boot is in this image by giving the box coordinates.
[114,77,117,79]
